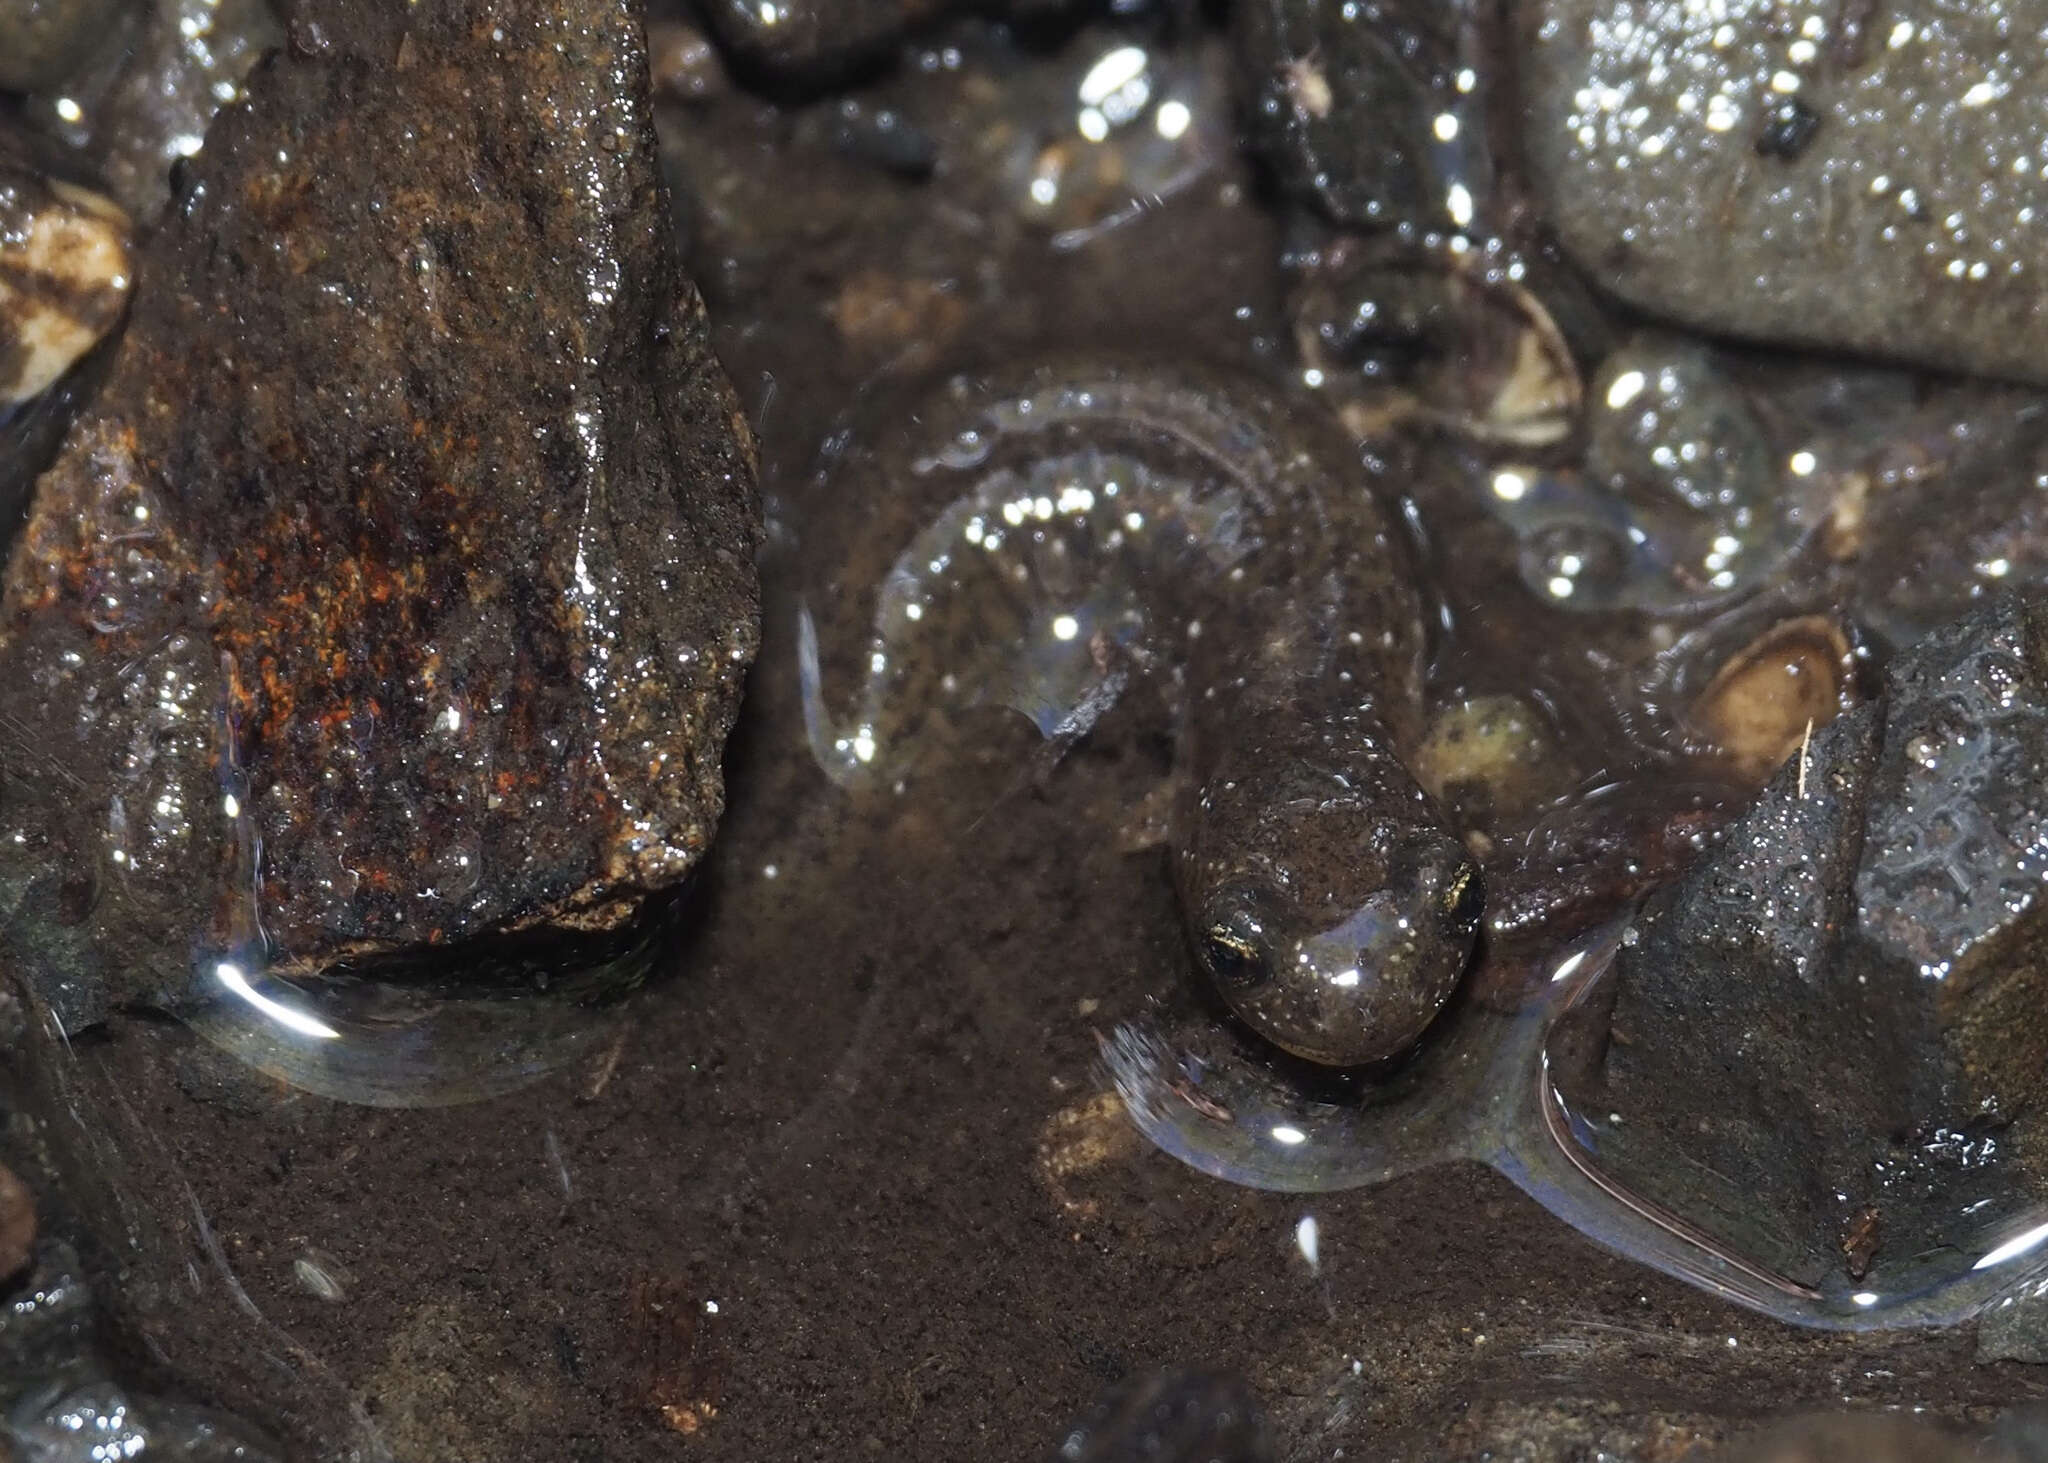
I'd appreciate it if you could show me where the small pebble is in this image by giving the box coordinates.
[1687,615,1855,782]
[647,19,728,105]
[0,156,131,406]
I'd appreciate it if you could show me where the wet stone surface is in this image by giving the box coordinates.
[1565,593,2048,1286]
[1521,0,2048,384]
[1234,0,1494,235]
[0,0,761,1032]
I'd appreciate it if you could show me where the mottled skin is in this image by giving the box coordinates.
[1178,695,1481,1066]
[806,358,1479,1066]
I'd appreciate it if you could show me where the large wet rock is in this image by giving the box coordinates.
[1520,0,2048,384]
[0,0,761,1032]
[1563,593,2048,1283]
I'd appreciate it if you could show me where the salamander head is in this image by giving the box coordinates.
[1177,737,1481,1067]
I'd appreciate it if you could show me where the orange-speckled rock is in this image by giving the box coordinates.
[0,0,760,1029]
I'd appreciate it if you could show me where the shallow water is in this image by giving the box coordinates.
[8,5,2048,1460]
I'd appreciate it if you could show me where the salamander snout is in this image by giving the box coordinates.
[1193,830,1482,1068]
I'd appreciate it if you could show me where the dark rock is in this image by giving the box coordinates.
[1520,0,2048,384]
[1046,1368,1271,1463]
[1825,382,2048,646]
[19,0,281,224]
[1563,594,2048,1283]
[695,0,943,77]
[1234,0,1490,232]
[0,0,761,1030]
[1853,599,2048,1121]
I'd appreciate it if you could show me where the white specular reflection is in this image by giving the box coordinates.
[214,960,341,1041]
[1973,1220,2048,1273]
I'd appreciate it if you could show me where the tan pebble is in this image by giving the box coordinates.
[1687,615,1856,783]
[828,271,966,366]
[1035,1091,1140,1220]
[1414,694,1567,820]
[0,166,132,406]
[1822,471,1871,560]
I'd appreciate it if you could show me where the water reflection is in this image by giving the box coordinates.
[1108,919,2048,1331]
[1486,341,1829,614]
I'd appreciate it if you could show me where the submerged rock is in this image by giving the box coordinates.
[1521,0,2048,384]
[0,1240,282,1461]
[0,0,761,1033]
[1560,594,2048,1283]
[1722,1414,2026,1463]
[1235,0,1491,233]
[696,0,942,76]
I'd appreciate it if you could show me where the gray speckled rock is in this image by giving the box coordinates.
[1521,0,2048,383]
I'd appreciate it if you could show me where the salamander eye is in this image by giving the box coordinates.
[1200,913,1270,991]
[1441,859,1483,932]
